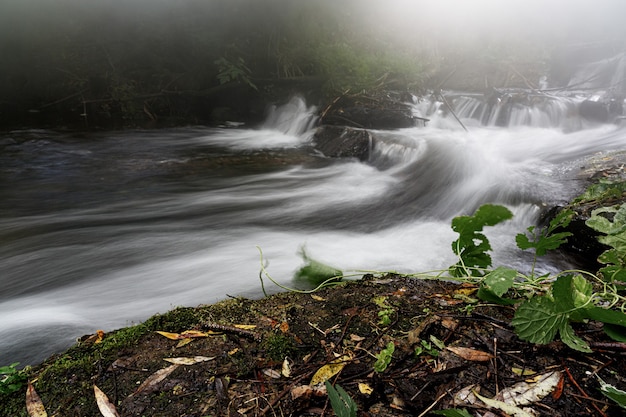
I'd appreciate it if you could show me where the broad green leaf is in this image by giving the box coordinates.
[603,324,626,342]
[294,248,342,287]
[511,296,566,344]
[587,206,626,235]
[373,342,394,373]
[482,267,517,296]
[559,322,591,352]
[477,286,518,305]
[552,275,592,316]
[597,376,626,409]
[583,307,626,327]
[325,382,357,417]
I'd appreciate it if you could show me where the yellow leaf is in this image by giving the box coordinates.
[311,294,325,301]
[156,331,182,340]
[179,330,210,338]
[512,367,536,376]
[358,382,374,395]
[163,356,216,365]
[94,385,120,417]
[26,383,48,417]
[446,346,494,362]
[228,348,240,355]
[233,324,256,330]
[310,355,350,386]
[175,338,193,348]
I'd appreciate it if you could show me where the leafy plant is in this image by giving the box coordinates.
[414,336,443,358]
[597,376,626,409]
[373,341,395,373]
[586,205,626,282]
[372,295,395,326]
[214,56,258,90]
[0,362,27,395]
[449,204,513,277]
[324,381,357,417]
[294,248,343,288]
[447,204,626,352]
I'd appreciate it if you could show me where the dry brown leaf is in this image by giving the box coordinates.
[350,334,365,342]
[279,321,289,333]
[291,385,313,400]
[94,385,120,417]
[446,346,494,362]
[163,356,216,365]
[133,364,179,395]
[440,317,459,331]
[310,294,325,301]
[262,368,281,379]
[26,383,48,417]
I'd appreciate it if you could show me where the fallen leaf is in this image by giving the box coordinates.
[473,390,535,417]
[310,355,351,386]
[512,367,536,376]
[311,294,325,301]
[350,334,365,342]
[175,338,193,348]
[179,330,211,338]
[358,382,374,395]
[94,385,120,417]
[440,317,459,331]
[262,368,281,379]
[228,348,240,355]
[163,356,216,365]
[453,384,480,406]
[156,330,183,340]
[279,321,289,333]
[495,371,561,406]
[291,385,313,400]
[392,287,407,296]
[26,383,48,417]
[552,372,565,400]
[446,346,494,362]
[281,357,292,377]
[233,324,256,330]
[133,364,179,395]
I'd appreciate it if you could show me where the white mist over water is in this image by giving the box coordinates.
[1,96,625,365]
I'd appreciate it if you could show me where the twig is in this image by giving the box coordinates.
[562,364,608,417]
[200,322,262,342]
[438,91,468,132]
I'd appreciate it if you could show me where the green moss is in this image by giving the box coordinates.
[260,333,297,362]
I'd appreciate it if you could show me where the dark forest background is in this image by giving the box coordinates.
[1,0,625,129]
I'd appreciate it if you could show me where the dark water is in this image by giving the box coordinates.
[1,96,625,366]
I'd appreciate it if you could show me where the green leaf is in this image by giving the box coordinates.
[552,275,592,312]
[597,376,626,409]
[450,204,513,277]
[477,285,518,305]
[294,248,343,288]
[373,342,395,373]
[325,381,357,417]
[603,324,626,342]
[511,296,567,344]
[559,322,591,352]
[482,267,517,296]
[583,307,626,327]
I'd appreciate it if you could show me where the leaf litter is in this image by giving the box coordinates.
[12,274,626,416]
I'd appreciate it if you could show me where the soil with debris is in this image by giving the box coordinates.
[3,274,625,416]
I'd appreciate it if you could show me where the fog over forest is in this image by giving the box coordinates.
[1,0,625,128]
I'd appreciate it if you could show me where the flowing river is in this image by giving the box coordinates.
[1,95,625,365]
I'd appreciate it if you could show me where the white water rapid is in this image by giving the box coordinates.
[1,95,625,365]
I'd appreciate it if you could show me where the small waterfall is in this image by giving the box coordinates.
[262,96,318,136]
[413,92,585,130]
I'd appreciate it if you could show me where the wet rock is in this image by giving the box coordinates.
[312,125,372,160]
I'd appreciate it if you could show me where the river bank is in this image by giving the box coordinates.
[3,273,625,416]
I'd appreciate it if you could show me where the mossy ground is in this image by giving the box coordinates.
[1,275,624,416]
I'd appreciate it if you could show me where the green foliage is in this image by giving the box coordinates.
[214,56,257,91]
[373,342,395,373]
[597,376,626,409]
[260,333,297,362]
[572,180,626,205]
[586,205,626,282]
[294,248,343,288]
[447,204,626,352]
[0,362,27,395]
[325,381,357,417]
[449,204,513,277]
